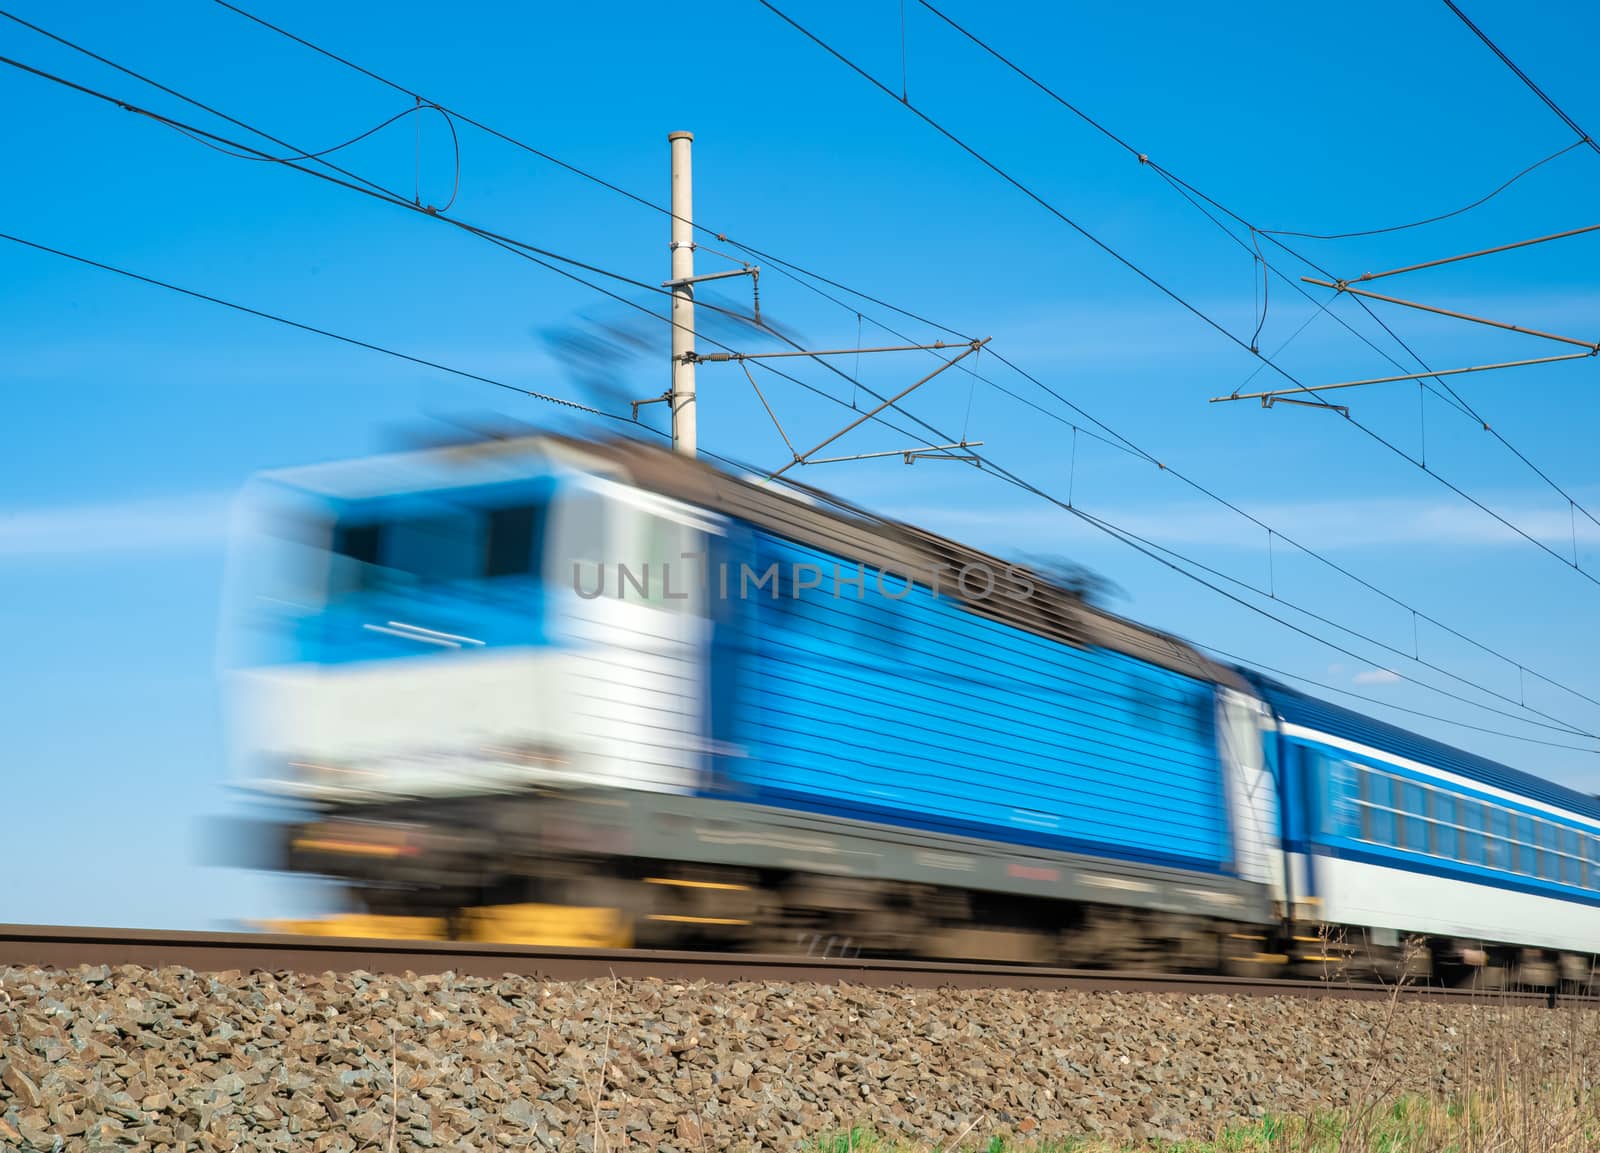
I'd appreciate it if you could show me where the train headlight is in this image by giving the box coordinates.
[284,758,380,798]
[478,742,569,769]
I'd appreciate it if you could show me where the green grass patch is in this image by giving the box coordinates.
[809,1091,1600,1152]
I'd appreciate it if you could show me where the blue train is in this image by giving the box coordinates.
[221,431,1600,986]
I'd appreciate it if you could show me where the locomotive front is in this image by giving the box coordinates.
[218,436,720,921]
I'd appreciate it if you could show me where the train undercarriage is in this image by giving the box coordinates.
[250,785,1600,997]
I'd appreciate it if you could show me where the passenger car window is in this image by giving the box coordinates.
[1368,774,1395,845]
[1516,816,1537,875]
[1487,808,1510,870]
[1561,828,1580,885]
[1539,822,1560,881]
[1434,794,1457,859]
[1461,802,1485,865]
[1401,783,1428,852]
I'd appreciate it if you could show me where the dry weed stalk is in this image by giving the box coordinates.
[387,1022,399,1153]
[1329,958,1600,1153]
[937,1113,985,1153]
[588,972,619,1153]
[1338,935,1426,1153]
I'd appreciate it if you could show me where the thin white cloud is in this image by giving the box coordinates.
[1353,669,1403,686]
[884,492,1600,553]
[0,491,232,557]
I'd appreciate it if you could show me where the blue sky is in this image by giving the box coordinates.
[4,0,1599,930]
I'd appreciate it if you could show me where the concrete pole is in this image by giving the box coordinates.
[669,131,696,457]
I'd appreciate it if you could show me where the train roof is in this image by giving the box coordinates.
[251,428,1250,690]
[553,433,1252,692]
[1243,671,1600,822]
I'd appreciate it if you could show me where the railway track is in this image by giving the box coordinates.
[1,923,1593,1005]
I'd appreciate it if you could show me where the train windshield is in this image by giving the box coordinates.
[327,503,542,596]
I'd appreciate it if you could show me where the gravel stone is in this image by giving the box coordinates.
[2,964,1597,1149]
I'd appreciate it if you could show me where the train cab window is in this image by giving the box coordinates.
[484,505,539,578]
[1435,795,1458,859]
[330,521,386,593]
[333,522,382,566]
[385,516,476,583]
[329,513,477,591]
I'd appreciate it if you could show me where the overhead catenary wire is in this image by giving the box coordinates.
[1150,164,1480,423]
[0,54,810,359]
[208,0,979,346]
[946,437,1600,745]
[916,0,1600,520]
[16,16,1600,744]
[744,253,1600,729]
[217,2,1600,727]
[1193,642,1600,755]
[0,232,641,423]
[743,341,1600,744]
[903,0,1600,536]
[757,1,1600,588]
[10,205,1590,753]
[0,56,991,536]
[203,0,1589,529]
[0,34,972,458]
[915,0,1589,239]
[0,51,956,466]
[196,0,1266,472]
[0,231,811,508]
[717,318,1600,743]
[1440,0,1600,157]
[1257,139,1587,241]
[703,11,1600,719]
[1133,108,1600,543]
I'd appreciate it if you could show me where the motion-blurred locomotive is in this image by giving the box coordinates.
[219,431,1600,989]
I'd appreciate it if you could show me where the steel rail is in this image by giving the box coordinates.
[0,925,1591,1005]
